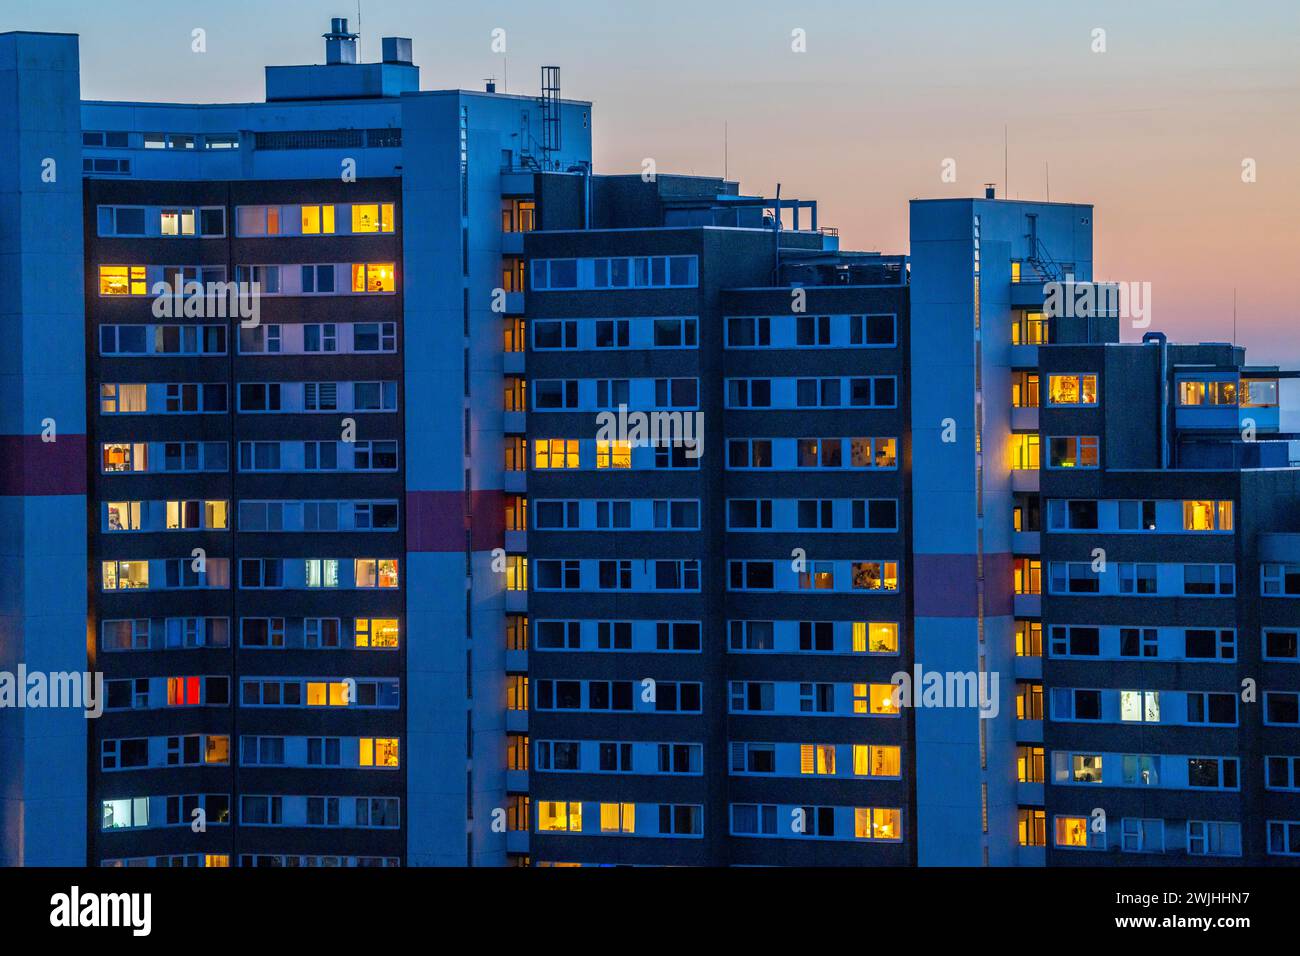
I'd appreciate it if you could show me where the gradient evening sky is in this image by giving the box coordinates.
[10,0,1300,368]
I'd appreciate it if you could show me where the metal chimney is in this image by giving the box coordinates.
[324,18,359,65]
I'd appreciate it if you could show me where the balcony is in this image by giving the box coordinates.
[504,471,527,493]
[503,411,526,434]
[1014,655,1042,681]
[1011,468,1040,493]
[505,589,528,613]
[1016,718,1043,743]
[505,830,530,854]
[503,351,525,375]
[500,172,535,196]
[1013,594,1042,617]
[506,769,528,793]
[505,530,527,553]
[1012,530,1040,554]
[1010,407,1039,432]
[505,648,528,673]
[1017,844,1046,867]
[503,291,525,315]
[501,231,526,256]
[1010,344,1040,368]
[505,709,528,733]
[1017,781,1045,806]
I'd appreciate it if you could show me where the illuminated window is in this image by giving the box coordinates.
[853,621,898,653]
[1015,621,1043,657]
[599,802,635,833]
[355,618,399,648]
[800,744,836,775]
[1047,374,1098,406]
[205,855,230,867]
[1243,379,1279,408]
[1012,311,1048,345]
[534,438,579,469]
[205,735,230,765]
[852,561,898,591]
[854,683,897,715]
[359,737,399,768]
[167,676,201,706]
[1010,433,1040,470]
[1055,815,1092,848]
[506,675,529,711]
[101,383,147,414]
[351,262,396,292]
[1019,809,1046,846]
[854,807,902,840]
[1010,260,1021,283]
[505,556,528,591]
[1014,558,1042,595]
[799,562,835,590]
[596,440,631,469]
[307,681,351,706]
[102,442,147,473]
[537,801,581,832]
[99,265,147,296]
[351,203,395,234]
[102,560,149,590]
[1120,690,1161,723]
[853,744,900,777]
[298,204,334,235]
[1184,500,1232,531]
[1017,745,1045,783]
[106,501,141,531]
[1012,371,1040,408]
[305,558,340,588]
[355,558,400,589]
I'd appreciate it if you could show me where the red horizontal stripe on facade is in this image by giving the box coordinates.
[406,489,504,553]
[913,552,1014,618]
[0,434,87,496]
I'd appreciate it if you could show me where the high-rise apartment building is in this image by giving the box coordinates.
[1,21,592,867]
[2,24,1296,869]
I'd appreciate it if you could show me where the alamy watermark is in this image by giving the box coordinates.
[0,665,104,718]
[595,404,704,459]
[890,664,1000,719]
[1044,274,1152,328]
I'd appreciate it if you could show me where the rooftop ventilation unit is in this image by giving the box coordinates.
[324,18,359,65]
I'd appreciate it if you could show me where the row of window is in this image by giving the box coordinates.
[1047,498,1234,533]
[99,321,397,356]
[1052,751,1238,790]
[101,440,398,474]
[531,256,698,291]
[101,381,398,414]
[726,376,897,409]
[103,498,397,533]
[533,619,902,656]
[532,316,697,351]
[100,558,399,591]
[101,617,398,652]
[724,313,896,349]
[97,263,396,296]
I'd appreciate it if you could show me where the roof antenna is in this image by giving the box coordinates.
[1045,161,1050,202]
[724,121,729,181]
[1004,124,1009,198]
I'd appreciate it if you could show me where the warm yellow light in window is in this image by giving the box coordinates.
[352,204,381,233]
[352,263,396,293]
[381,203,395,232]
[1010,433,1041,470]
[205,855,230,867]
[356,618,399,648]
[535,438,579,469]
[205,735,229,765]
[99,265,147,296]
[301,204,336,234]
[599,802,634,833]
[360,737,399,767]
[596,440,631,469]
[537,800,581,832]
[1218,500,1233,531]
[1055,815,1089,847]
